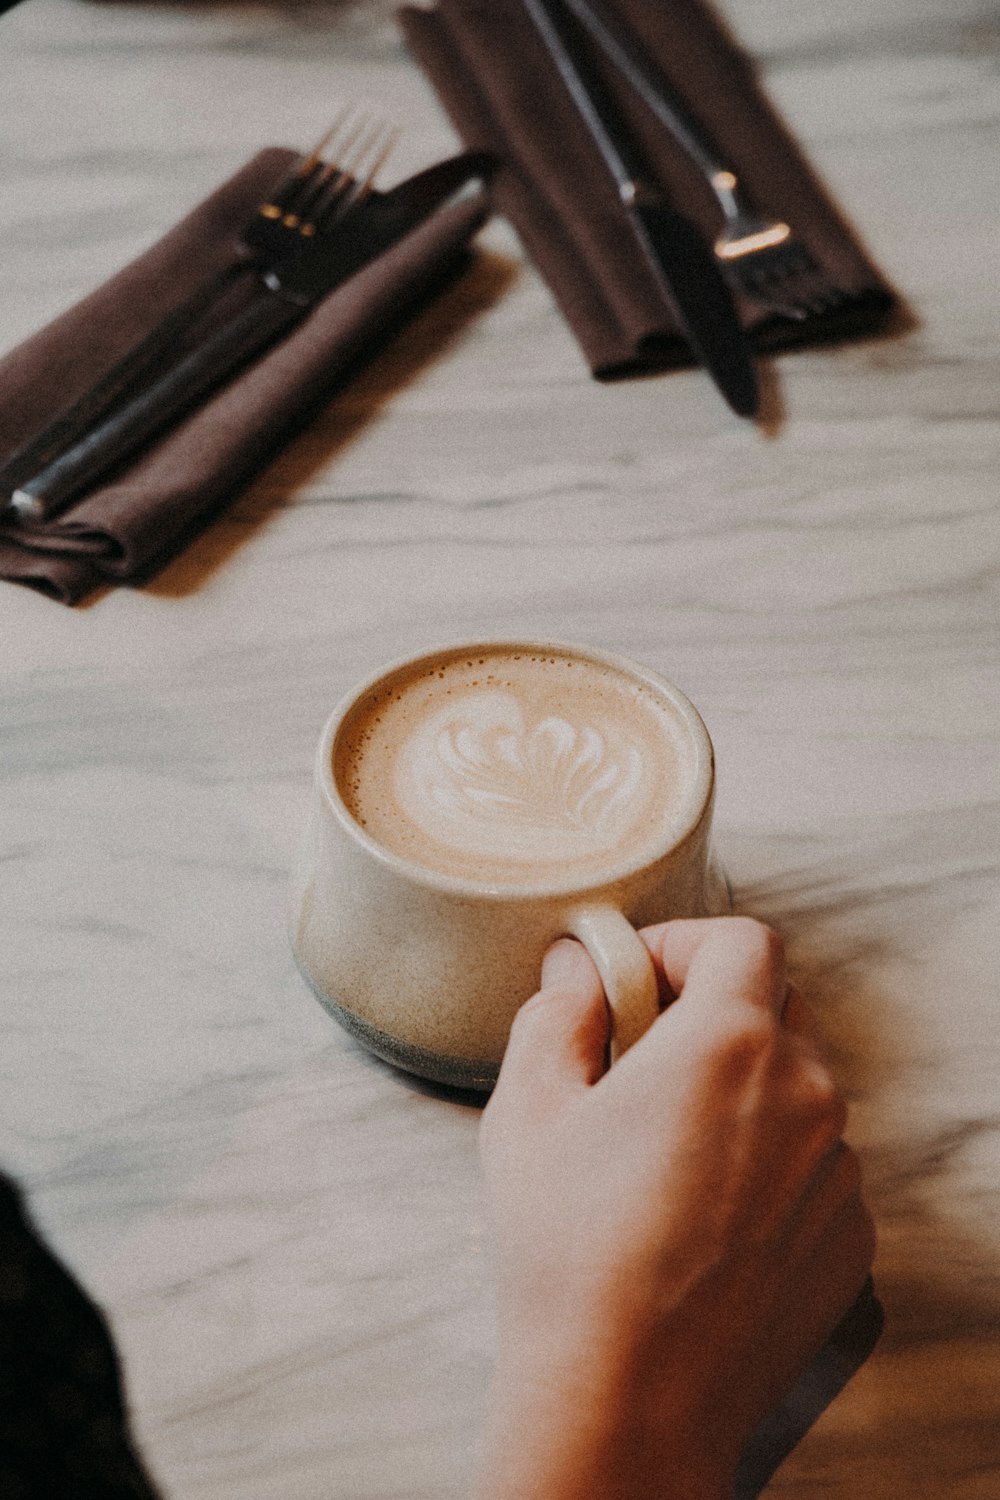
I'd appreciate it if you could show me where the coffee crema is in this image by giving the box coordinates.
[333,648,694,886]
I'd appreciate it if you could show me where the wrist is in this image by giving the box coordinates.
[476,1324,730,1500]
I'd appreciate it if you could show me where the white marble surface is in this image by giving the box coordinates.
[1,0,999,1495]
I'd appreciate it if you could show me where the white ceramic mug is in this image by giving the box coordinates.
[288,639,729,1089]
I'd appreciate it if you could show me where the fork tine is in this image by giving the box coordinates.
[297,109,353,177]
[310,121,398,232]
[723,232,848,319]
[341,125,399,212]
[325,117,388,196]
[741,257,849,320]
[281,112,373,228]
[263,110,357,224]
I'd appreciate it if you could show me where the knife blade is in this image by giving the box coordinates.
[7,150,495,523]
[520,0,758,417]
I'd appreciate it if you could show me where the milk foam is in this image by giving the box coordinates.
[396,689,647,863]
[335,650,690,885]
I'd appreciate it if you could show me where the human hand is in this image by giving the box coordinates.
[475,917,875,1500]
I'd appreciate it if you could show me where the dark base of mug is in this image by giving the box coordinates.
[293,956,500,1093]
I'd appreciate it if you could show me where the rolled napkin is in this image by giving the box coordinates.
[0,149,490,605]
[399,0,896,377]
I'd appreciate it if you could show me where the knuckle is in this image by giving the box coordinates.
[804,1058,845,1117]
[787,1047,846,1130]
[836,1143,864,1199]
[706,1008,778,1078]
[729,916,785,971]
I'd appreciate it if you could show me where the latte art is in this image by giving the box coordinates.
[335,648,693,886]
[398,691,646,862]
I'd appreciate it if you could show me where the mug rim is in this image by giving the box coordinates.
[313,637,715,902]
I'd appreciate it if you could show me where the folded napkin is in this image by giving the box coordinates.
[0,149,490,604]
[399,0,895,377]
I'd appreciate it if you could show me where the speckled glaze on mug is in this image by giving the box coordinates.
[288,639,729,1090]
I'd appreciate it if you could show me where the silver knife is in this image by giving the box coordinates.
[520,0,759,417]
[7,151,494,523]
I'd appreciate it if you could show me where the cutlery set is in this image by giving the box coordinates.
[553,0,842,320]
[520,0,857,414]
[0,124,492,524]
[0,0,859,523]
[522,0,760,416]
[0,114,393,519]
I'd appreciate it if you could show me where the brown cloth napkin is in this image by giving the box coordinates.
[0,149,489,605]
[399,0,895,377]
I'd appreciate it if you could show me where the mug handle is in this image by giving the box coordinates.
[566,903,660,1063]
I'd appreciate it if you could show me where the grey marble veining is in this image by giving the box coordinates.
[1,1,999,1496]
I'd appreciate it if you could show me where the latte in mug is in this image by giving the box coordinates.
[292,639,723,1086]
[334,645,699,888]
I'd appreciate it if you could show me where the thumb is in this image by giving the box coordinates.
[494,940,609,1110]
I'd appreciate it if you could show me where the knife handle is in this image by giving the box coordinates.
[0,260,249,507]
[521,0,653,200]
[9,290,303,524]
[556,0,730,183]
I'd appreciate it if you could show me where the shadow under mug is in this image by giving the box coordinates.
[288,639,730,1090]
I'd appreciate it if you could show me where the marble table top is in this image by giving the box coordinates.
[1,1,998,1495]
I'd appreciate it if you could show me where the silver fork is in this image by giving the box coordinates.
[0,111,381,509]
[556,0,846,320]
[694,165,839,320]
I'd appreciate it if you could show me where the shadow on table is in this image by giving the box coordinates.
[751,881,1000,1492]
[137,245,518,601]
[752,290,918,437]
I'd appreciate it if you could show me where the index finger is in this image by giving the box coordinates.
[639,916,787,1019]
